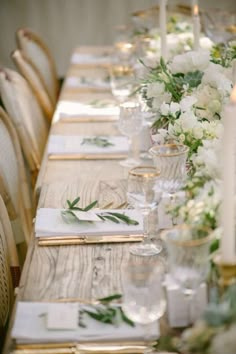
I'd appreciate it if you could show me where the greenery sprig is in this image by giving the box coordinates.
[78,293,135,328]
[81,136,114,148]
[62,197,139,226]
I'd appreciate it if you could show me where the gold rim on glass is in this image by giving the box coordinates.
[161,224,214,247]
[128,165,161,178]
[149,144,189,157]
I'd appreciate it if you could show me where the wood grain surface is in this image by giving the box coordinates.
[4,46,166,354]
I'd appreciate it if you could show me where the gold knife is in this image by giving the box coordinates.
[48,154,126,160]
[59,116,118,123]
[37,234,143,246]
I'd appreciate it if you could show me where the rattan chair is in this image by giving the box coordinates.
[0,68,48,186]
[0,215,14,335]
[0,195,20,288]
[0,107,32,251]
[16,28,59,105]
[12,49,54,122]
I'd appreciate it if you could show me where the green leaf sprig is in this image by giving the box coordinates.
[62,197,139,226]
[79,293,135,328]
[81,136,114,148]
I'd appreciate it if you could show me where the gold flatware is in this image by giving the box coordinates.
[13,341,149,354]
[48,154,127,161]
[37,234,143,246]
[59,115,118,123]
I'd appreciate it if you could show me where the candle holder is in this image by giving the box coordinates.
[213,254,236,289]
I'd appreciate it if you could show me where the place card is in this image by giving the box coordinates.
[71,210,103,222]
[47,303,78,330]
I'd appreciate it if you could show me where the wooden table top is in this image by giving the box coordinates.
[4,46,169,353]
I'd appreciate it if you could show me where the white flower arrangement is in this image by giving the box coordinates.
[140,44,236,229]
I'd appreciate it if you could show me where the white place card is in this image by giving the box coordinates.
[72,210,102,222]
[47,303,78,330]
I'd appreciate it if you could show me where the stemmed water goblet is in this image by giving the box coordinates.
[149,143,189,225]
[118,101,143,167]
[127,166,162,256]
[110,64,135,103]
[122,260,166,353]
[162,224,214,323]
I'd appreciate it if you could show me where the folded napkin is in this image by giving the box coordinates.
[71,53,111,66]
[12,302,159,344]
[35,208,143,238]
[47,135,129,156]
[57,100,119,120]
[66,77,110,90]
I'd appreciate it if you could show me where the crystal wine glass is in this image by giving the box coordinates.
[162,224,214,322]
[122,260,166,353]
[110,64,135,103]
[149,143,189,225]
[127,166,162,256]
[118,101,143,167]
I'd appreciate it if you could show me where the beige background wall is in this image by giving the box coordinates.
[0,0,236,76]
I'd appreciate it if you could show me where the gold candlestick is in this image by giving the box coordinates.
[213,254,236,288]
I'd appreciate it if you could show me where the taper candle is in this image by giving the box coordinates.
[193,4,200,51]
[222,85,236,264]
[159,0,167,60]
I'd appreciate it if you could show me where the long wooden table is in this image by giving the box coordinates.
[4,46,168,353]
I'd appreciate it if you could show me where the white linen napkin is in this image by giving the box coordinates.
[47,135,129,156]
[71,53,111,66]
[66,77,110,90]
[57,100,119,118]
[35,209,143,238]
[12,302,159,344]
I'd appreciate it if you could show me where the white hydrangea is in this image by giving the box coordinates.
[169,50,210,74]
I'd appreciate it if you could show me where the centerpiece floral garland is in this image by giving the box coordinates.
[139,43,236,231]
[138,42,236,354]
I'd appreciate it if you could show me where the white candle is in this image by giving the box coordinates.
[159,0,167,60]
[193,5,200,51]
[232,60,236,85]
[222,85,236,264]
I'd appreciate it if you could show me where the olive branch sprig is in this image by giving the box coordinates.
[62,197,139,226]
[81,136,114,148]
[78,293,135,328]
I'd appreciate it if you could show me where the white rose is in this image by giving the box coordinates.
[192,126,203,139]
[208,99,221,113]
